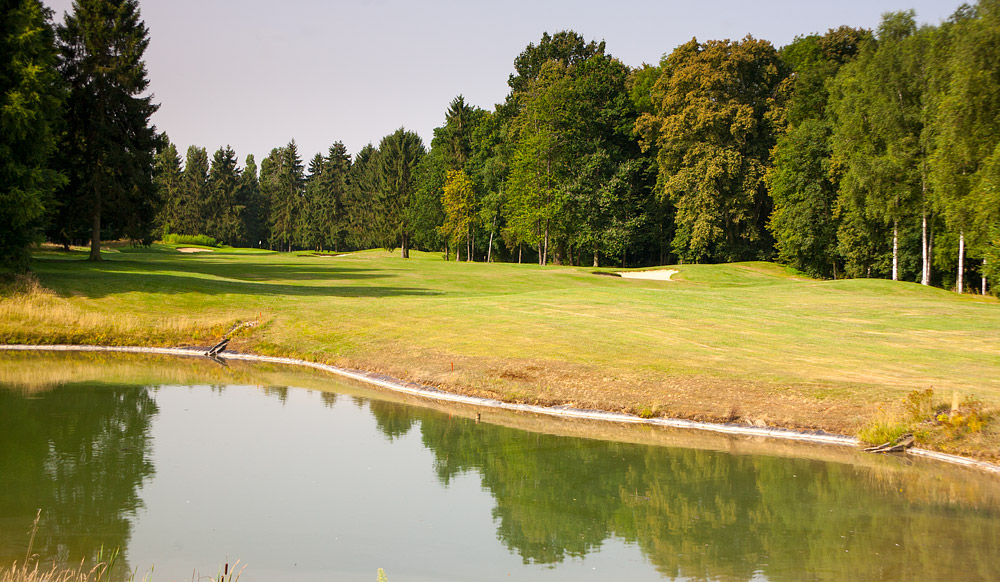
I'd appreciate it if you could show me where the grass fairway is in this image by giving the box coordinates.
[3,244,1000,458]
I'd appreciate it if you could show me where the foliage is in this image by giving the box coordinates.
[858,388,994,447]
[637,36,787,263]
[206,146,244,245]
[54,0,159,259]
[439,170,477,258]
[161,233,217,247]
[374,128,425,258]
[0,0,64,272]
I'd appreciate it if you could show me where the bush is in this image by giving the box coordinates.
[162,233,218,247]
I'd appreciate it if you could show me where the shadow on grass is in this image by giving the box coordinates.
[33,257,441,299]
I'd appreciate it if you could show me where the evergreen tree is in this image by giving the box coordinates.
[206,145,243,245]
[0,0,64,271]
[318,142,351,251]
[375,128,425,258]
[346,143,380,249]
[299,152,325,250]
[180,145,208,235]
[261,141,304,252]
[55,0,158,259]
[238,154,265,247]
[152,135,183,237]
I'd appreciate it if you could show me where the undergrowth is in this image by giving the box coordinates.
[858,388,996,454]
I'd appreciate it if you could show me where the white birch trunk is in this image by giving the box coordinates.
[983,258,988,295]
[921,212,929,285]
[892,220,899,281]
[958,231,965,294]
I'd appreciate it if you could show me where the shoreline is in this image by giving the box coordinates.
[3,343,999,475]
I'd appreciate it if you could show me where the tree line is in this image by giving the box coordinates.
[3,0,1000,294]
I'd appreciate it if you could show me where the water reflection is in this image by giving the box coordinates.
[0,384,157,572]
[1,352,999,581]
[367,399,1000,582]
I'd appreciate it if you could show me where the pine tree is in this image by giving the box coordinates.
[56,0,158,259]
[0,0,64,271]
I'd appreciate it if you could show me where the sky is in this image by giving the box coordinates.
[43,0,964,167]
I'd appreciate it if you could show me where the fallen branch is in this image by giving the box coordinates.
[864,433,914,453]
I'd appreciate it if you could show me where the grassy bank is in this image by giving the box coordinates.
[2,244,999,459]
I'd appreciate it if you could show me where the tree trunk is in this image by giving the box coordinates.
[486,217,496,263]
[892,219,898,281]
[456,244,461,262]
[593,247,599,268]
[401,233,409,259]
[927,226,933,283]
[542,220,549,266]
[89,193,102,261]
[921,212,929,285]
[518,243,522,264]
[445,243,450,261]
[983,258,988,295]
[957,230,965,294]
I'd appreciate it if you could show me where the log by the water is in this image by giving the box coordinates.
[864,433,915,454]
[205,337,230,357]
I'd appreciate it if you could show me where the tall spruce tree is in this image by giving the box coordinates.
[1,0,64,271]
[238,154,265,247]
[261,141,304,252]
[206,146,243,245]
[315,142,351,251]
[346,143,380,249]
[56,0,158,259]
[180,145,209,235]
[152,135,183,237]
[376,128,425,258]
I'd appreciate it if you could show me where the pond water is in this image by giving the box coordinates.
[1,353,999,581]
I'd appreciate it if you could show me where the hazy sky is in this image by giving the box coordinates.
[44,0,962,166]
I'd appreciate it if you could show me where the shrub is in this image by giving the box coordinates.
[162,233,218,247]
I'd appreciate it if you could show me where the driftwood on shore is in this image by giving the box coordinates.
[864,433,915,454]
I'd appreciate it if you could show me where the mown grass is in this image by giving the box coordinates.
[3,243,1000,458]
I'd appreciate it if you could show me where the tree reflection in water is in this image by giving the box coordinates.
[0,384,158,573]
[366,398,1000,582]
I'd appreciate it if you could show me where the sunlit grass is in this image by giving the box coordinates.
[3,243,1000,457]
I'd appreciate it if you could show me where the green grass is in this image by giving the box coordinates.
[3,244,1000,458]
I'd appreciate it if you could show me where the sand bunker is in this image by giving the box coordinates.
[617,269,679,281]
[177,247,213,253]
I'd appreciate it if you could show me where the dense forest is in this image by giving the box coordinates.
[3,0,1000,295]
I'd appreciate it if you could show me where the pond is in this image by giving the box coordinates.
[1,352,999,581]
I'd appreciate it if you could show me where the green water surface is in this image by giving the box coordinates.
[1,353,998,581]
